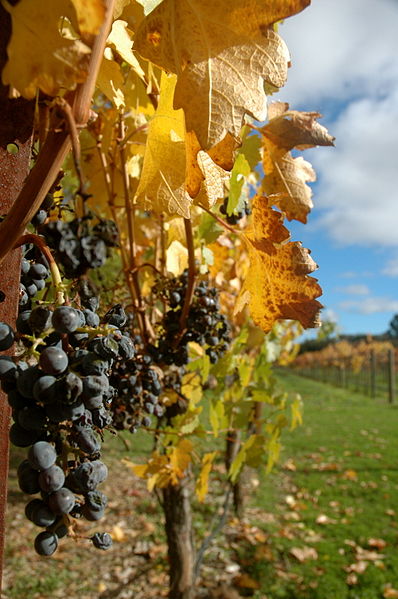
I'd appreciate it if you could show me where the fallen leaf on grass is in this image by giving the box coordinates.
[111,524,127,542]
[383,586,398,598]
[283,458,297,471]
[342,469,358,481]
[345,560,368,574]
[356,547,385,561]
[368,538,387,549]
[290,546,318,562]
[346,573,358,586]
[316,514,336,525]
[234,573,260,590]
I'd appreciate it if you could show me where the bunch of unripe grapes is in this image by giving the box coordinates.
[150,271,231,367]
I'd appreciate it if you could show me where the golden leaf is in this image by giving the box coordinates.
[97,57,126,108]
[196,452,217,502]
[107,19,146,79]
[1,0,105,98]
[134,72,191,217]
[261,102,334,223]
[71,0,106,37]
[134,0,310,151]
[237,197,322,333]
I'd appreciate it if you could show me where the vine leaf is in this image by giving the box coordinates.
[260,102,335,223]
[107,19,146,79]
[135,72,227,217]
[1,0,105,98]
[237,196,322,332]
[134,72,192,217]
[196,452,217,502]
[134,0,309,159]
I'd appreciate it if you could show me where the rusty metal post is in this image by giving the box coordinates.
[0,4,35,592]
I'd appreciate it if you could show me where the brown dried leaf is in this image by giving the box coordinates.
[290,546,318,562]
[236,197,322,333]
[261,102,334,223]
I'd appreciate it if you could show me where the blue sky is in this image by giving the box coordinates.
[275,0,398,336]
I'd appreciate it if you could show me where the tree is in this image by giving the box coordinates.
[0,1,333,597]
[387,314,398,339]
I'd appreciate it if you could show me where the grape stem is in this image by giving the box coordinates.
[196,202,242,236]
[14,233,65,305]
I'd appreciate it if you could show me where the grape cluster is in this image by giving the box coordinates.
[219,196,251,225]
[0,303,139,554]
[109,344,164,433]
[30,192,55,229]
[40,215,119,279]
[150,272,231,366]
[19,245,50,310]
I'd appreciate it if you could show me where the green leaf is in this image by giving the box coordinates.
[198,212,223,243]
[228,153,251,214]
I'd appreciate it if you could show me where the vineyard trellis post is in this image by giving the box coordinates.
[370,349,376,399]
[0,4,35,589]
[388,348,395,404]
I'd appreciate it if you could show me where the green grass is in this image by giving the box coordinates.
[240,371,398,598]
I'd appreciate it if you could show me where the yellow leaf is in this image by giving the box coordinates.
[111,524,127,542]
[107,19,146,79]
[130,463,149,478]
[237,197,322,333]
[290,394,303,430]
[196,452,217,502]
[71,0,106,36]
[134,72,191,217]
[134,0,309,150]
[166,240,188,276]
[97,57,126,108]
[2,0,95,98]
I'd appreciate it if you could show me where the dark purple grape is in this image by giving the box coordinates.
[34,531,58,556]
[82,506,104,521]
[33,375,57,404]
[38,464,65,493]
[17,406,47,431]
[48,487,75,515]
[30,501,57,527]
[28,441,57,471]
[39,347,68,375]
[0,322,14,351]
[17,366,42,398]
[57,372,83,404]
[16,310,32,335]
[0,356,17,381]
[51,306,81,334]
[18,460,40,494]
[9,423,40,448]
[28,307,52,334]
[91,532,112,550]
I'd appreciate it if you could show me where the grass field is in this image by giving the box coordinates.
[239,370,398,598]
[4,371,398,598]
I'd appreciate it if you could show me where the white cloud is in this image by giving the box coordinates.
[382,257,398,277]
[308,90,398,246]
[276,0,398,248]
[339,296,398,314]
[339,284,370,296]
[279,0,398,108]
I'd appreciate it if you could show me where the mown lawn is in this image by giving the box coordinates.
[238,370,398,599]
